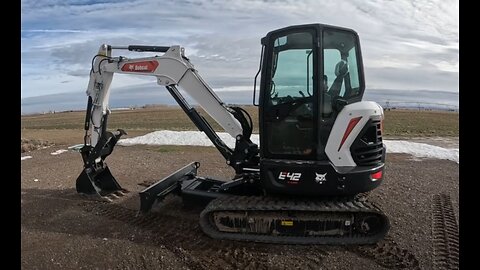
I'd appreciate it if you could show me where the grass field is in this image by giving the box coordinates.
[382,110,458,137]
[21,106,458,145]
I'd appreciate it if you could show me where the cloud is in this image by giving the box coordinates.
[21,0,458,99]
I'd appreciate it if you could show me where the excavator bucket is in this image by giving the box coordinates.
[76,129,128,199]
[76,165,125,197]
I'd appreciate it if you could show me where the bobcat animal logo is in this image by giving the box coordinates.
[315,173,327,184]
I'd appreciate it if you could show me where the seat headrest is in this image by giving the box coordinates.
[335,60,349,76]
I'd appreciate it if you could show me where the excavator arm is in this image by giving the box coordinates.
[86,45,245,145]
[77,44,259,198]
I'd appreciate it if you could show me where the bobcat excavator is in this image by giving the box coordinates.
[76,23,389,245]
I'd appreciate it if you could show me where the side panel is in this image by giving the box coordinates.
[325,101,384,167]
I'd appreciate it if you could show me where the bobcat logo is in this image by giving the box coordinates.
[315,173,327,184]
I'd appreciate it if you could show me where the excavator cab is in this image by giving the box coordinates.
[259,24,364,159]
[257,24,384,196]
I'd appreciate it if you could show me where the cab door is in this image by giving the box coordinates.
[259,28,318,160]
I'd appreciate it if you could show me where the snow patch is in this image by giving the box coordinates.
[50,149,68,156]
[118,130,459,163]
[21,156,32,161]
[385,140,458,163]
[119,130,259,147]
[68,144,84,152]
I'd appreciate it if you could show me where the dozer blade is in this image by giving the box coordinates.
[200,196,389,245]
[76,165,125,197]
[139,162,199,213]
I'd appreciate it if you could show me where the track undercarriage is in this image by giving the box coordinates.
[200,196,389,245]
[134,162,389,245]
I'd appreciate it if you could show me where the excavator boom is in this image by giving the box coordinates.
[85,44,245,149]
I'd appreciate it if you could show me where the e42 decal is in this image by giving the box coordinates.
[278,172,302,184]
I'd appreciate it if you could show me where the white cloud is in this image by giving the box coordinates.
[21,0,458,98]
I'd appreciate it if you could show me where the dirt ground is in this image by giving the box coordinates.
[21,143,459,270]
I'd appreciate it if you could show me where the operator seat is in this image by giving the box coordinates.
[328,60,348,97]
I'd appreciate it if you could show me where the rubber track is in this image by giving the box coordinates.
[432,194,459,270]
[199,196,389,245]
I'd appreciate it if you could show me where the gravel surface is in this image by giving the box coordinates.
[21,143,459,269]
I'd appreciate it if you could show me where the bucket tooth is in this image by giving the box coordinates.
[101,196,114,202]
[114,190,126,197]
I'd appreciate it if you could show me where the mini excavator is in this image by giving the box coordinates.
[76,23,389,244]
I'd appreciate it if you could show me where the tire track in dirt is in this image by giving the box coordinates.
[81,201,208,269]
[27,190,417,269]
[351,235,421,269]
[80,200,331,269]
[81,196,422,269]
[432,194,459,270]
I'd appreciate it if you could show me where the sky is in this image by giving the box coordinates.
[21,0,459,99]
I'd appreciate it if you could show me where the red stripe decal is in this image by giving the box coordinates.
[338,116,362,151]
